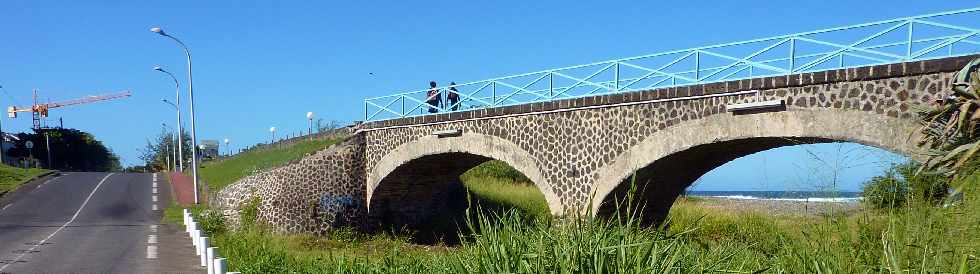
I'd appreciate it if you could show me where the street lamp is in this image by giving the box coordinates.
[161,122,173,171]
[155,66,184,173]
[306,111,314,140]
[223,138,230,156]
[162,122,178,172]
[151,26,201,204]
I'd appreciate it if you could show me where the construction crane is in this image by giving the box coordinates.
[8,89,132,130]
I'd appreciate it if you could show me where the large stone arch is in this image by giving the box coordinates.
[589,108,925,222]
[366,132,561,241]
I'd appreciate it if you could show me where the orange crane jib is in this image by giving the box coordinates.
[7,90,132,119]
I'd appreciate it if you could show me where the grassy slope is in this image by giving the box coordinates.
[199,138,342,192]
[0,165,50,196]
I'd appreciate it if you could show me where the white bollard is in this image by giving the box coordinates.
[227,272,241,274]
[193,230,202,254]
[199,237,210,267]
[190,230,197,248]
[206,247,219,274]
[213,258,227,274]
[183,209,190,225]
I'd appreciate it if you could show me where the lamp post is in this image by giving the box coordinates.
[151,26,200,204]
[162,100,181,172]
[223,138,230,156]
[306,112,314,140]
[154,66,183,172]
[163,122,178,172]
[161,123,172,171]
[269,127,276,144]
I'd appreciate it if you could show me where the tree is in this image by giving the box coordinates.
[6,128,121,171]
[139,127,191,172]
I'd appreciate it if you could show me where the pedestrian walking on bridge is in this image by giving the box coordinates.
[447,81,460,111]
[426,81,441,113]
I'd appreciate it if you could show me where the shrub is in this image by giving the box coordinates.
[240,196,262,229]
[896,163,948,205]
[863,168,908,209]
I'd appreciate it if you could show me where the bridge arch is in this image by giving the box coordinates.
[367,132,560,240]
[590,108,925,223]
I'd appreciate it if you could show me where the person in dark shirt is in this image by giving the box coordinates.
[447,81,460,111]
[426,81,441,113]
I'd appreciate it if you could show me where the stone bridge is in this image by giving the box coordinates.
[213,55,976,235]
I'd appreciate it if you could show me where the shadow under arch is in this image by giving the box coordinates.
[590,108,924,225]
[366,132,560,243]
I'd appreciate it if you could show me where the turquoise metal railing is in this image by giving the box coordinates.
[364,8,980,121]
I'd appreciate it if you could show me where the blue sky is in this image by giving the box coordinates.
[2,1,972,191]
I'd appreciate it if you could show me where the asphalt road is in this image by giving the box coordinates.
[0,172,193,274]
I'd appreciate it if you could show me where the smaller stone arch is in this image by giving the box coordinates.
[590,108,925,223]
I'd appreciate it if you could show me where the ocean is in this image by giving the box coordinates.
[685,190,862,203]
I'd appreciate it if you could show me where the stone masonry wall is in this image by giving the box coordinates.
[211,135,366,234]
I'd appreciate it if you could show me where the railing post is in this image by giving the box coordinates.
[614,62,620,91]
[549,73,554,98]
[839,52,844,67]
[694,50,700,82]
[906,20,914,60]
[401,95,405,117]
[789,38,796,72]
[491,81,497,107]
[363,100,368,120]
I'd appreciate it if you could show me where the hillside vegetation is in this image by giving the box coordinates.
[199,138,343,192]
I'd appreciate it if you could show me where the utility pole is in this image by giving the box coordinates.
[44,131,52,169]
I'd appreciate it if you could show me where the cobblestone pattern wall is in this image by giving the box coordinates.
[210,135,367,234]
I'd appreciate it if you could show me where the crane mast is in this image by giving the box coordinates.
[7,89,132,130]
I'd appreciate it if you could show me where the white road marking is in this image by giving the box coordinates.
[1,204,10,212]
[152,204,158,211]
[153,182,157,188]
[0,173,115,272]
[150,225,158,233]
[146,245,158,259]
[152,188,158,194]
[147,234,158,244]
[152,195,158,202]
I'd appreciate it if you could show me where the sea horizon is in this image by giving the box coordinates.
[685,190,862,203]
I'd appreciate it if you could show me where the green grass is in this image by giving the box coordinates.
[199,138,343,192]
[460,161,550,220]
[0,164,51,196]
